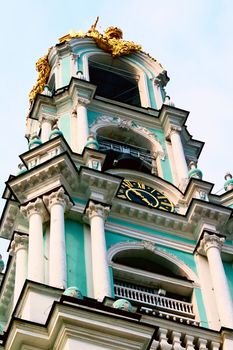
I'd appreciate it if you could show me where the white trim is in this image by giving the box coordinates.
[107,240,199,284]
[105,221,194,253]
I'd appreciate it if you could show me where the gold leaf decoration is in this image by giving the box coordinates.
[29,52,51,103]
[59,21,141,58]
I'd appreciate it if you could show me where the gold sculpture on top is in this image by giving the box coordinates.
[29,52,51,103]
[29,19,142,103]
[59,17,141,58]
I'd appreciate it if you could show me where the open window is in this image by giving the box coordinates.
[88,56,141,107]
[97,126,156,174]
[111,248,196,321]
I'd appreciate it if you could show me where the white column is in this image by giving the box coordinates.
[44,188,72,289]
[40,115,55,143]
[168,126,188,188]
[76,97,90,154]
[86,201,111,301]
[21,199,46,283]
[10,234,28,306]
[198,233,233,328]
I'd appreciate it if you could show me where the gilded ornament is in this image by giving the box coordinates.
[29,51,51,103]
[59,18,141,58]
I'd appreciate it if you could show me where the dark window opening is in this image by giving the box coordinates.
[89,60,141,107]
[98,136,153,173]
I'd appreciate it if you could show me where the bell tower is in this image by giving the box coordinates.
[1,21,233,350]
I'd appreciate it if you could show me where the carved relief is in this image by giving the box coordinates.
[85,201,110,221]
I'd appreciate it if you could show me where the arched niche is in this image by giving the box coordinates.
[108,241,199,285]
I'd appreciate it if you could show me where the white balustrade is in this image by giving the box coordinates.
[150,327,222,350]
[114,282,194,318]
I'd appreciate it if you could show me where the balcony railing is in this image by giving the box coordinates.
[114,282,195,319]
[98,137,154,166]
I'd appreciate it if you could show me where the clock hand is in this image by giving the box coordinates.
[131,189,154,207]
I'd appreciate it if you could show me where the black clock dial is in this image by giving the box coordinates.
[117,179,174,212]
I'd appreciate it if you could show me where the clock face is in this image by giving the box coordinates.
[117,179,174,212]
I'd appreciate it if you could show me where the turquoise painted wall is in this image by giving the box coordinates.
[59,114,71,144]
[65,219,87,295]
[224,262,233,300]
[61,56,71,86]
[87,110,101,126]
[107,218,195,245]
[105,230,138,250]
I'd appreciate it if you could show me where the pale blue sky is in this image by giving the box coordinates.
[0,0,233,263]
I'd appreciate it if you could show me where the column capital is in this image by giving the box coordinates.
[20,198,47,220]
[198,232,225,255]
[166,125,182,140]
[43,187,73,212]
[85,201,110,221]
[9,234,28,256]
[77,97,90,106]
[39,113,56,126]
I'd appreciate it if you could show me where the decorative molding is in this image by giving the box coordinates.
[198,233,225,256]
[43,187,72,212]
[9,234,28,256]
[85,201,110,221]
[20,198,47,220]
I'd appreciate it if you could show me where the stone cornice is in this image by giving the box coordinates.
[79,167,122,204]
[0,200,19,239]
[0,256,15,318]
[6,152,78,204]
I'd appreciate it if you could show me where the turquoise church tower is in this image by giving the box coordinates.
[0,21,233,350]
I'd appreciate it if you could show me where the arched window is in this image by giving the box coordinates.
[88,56,141,107]
[96,126,155,174]
[111,247,197,321]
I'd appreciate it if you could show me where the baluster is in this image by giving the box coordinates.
[158,328,172,350]
[197,338,208,349]
[184,335,195,350]
[150,340,159,349]
[210,342,221,350]
[171,331,185,350]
